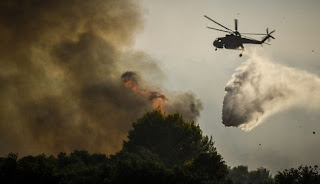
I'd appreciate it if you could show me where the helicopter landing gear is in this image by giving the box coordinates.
[215,48,217,51]
[239,47,244,57]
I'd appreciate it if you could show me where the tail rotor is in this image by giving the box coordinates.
[266,28,275,41]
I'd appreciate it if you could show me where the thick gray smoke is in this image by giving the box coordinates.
[222,52,320,131]
[164,92,203,122]
[0,0,202,156]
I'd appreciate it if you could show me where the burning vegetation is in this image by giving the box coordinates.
[121,71,168,113]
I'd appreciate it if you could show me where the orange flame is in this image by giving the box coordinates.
[122,72,167,113]
[124,80,140,94]
[149,92,168,111]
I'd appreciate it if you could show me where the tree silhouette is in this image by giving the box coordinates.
[121,110,229,183]
[123,111,220,166]
[228,165,273,184]
[17,154,58,183]
[275,165,320,184]
[7,111,315,184]
[56,150,109,184]
[0,153,18,183]
[107,147,173,184]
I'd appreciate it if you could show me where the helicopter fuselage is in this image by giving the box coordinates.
[213,34,243,49]
[213,34,262,50]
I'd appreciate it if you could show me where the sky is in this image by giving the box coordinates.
[0,0,319,176]
[134,0,320,174]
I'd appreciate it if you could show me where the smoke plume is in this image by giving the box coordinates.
[222,52,320,131]
[0,0,202,156]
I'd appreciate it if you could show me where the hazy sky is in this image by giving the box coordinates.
[134,0,320,174]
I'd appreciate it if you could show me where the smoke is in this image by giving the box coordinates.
[164,92,203,123]
[222,52,320,131]
[0,0,202,156]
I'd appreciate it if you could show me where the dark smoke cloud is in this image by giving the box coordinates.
[0,0,202,155]
[222,53,320,131]
[0,0,146,155]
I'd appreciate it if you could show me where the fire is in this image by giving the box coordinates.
[121,71,168,112]
[149,92,168,111]
[124,80,140,94]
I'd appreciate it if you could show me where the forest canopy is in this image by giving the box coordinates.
[0,111,319,184]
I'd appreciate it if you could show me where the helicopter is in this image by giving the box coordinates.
[204,15,275,57]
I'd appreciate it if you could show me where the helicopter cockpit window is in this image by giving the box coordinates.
[215,38,221,42]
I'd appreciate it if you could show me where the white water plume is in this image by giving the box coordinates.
[222,52,320,131]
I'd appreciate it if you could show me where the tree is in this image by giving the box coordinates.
[122,110,229,183]
[108,147,173,184]
[56,150,109,184]
[248,167,273,184]
[228,165,273,184]
[228,165,249,184]
[0,153,18,183]
[274,165,320,184]
[123,111,219,166]
[17,154,58,184]
[187,152,228,183]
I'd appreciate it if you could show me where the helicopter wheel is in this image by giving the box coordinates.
[215,48,217,51]
[239,53,242,57]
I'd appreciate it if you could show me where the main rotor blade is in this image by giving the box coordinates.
[206,27,233,34]
[235,19,238,31]
[241,33,267,35]
[204,15,234,32]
